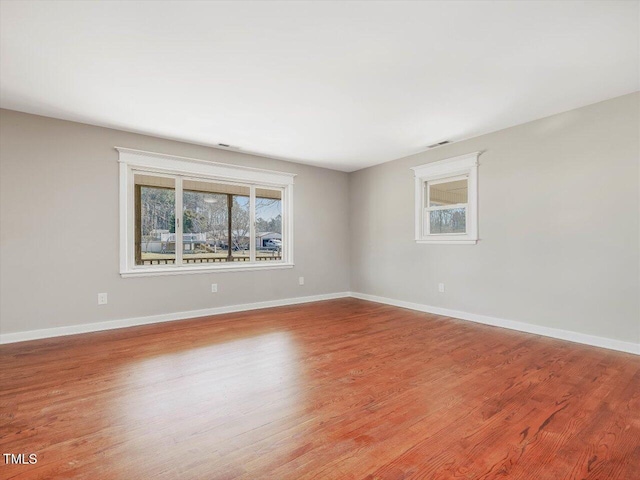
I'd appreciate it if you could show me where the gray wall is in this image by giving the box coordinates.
[0,110,350,334]
[2,94,639,344]
[349,93,640,344]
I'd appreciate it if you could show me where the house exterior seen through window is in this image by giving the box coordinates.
[119,148,295,277]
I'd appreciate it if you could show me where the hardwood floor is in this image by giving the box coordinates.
[1,298,638,479]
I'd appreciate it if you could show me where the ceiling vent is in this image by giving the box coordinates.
[427,140,450,149]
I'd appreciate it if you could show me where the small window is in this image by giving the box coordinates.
[411,152,479,244]
[118,148,295,276]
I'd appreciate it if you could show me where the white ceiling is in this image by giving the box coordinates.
[1,1,638,172]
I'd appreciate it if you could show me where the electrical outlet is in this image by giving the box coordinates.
[299,276,305,286]
[438,283,445,293]
[97,293,108,305]
[211,283,218,293]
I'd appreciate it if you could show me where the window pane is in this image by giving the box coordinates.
[135,174,175,266]
[255,189,283,262]
[428,179,468,207]
[429,208,466,234]
[231,192,250,261]
[182,180,229,264]
[182,180,250,263]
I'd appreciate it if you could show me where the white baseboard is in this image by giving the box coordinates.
[350,292,640,355]
[2,291,638,355]
[0,292,351,345]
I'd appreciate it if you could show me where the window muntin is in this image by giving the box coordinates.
[119,148,295,276]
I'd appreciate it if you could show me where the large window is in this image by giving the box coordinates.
[411,152,479,244]
[119,148,294,276]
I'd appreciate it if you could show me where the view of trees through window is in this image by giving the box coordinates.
[136,176,176,265]
[181,190,229,262]
[135,175,283,265]
[256,188,282,260]
[230,195,250,260]
[429,208,466,234]
[425,178,468,235]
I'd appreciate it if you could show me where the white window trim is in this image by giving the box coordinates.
[411,152,479,245]
[117,147,296,277]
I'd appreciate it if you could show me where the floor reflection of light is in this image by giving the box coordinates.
[109,331,303,473]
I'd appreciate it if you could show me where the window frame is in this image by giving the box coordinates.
[411,152,479,245]
[118,147,295,277]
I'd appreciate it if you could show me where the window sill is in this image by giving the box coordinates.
[121,262,295,278]
[416,239,478,245]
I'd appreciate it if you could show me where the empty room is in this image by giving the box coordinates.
[1,1,639,479]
